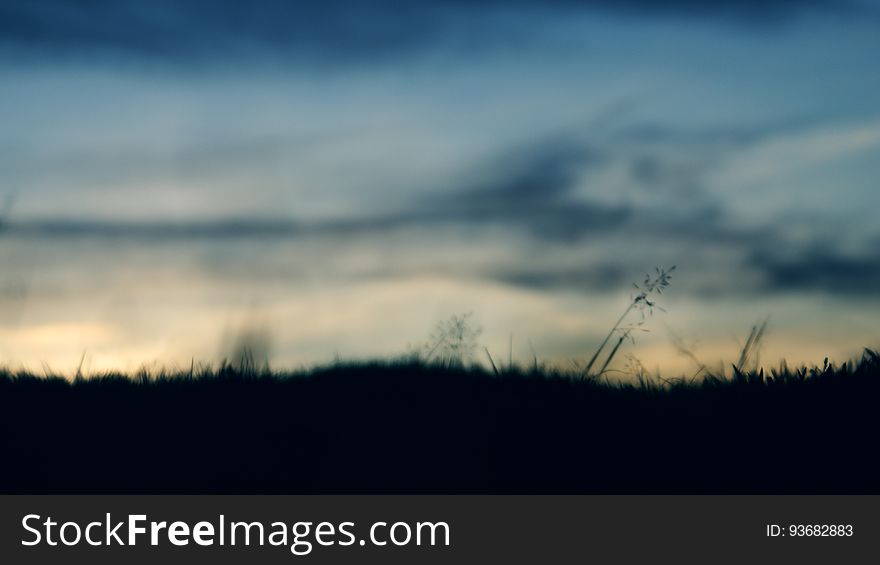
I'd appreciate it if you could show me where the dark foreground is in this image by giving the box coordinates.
[2,352,880,494]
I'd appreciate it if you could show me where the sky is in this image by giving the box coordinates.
[1,0,879,375]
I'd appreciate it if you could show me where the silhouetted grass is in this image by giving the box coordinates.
[1,351,879,494]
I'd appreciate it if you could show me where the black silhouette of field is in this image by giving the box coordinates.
[2,351,879,494]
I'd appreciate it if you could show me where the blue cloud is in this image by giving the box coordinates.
[0,0,866,64]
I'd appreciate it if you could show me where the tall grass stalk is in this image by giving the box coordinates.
[584,266,675,378]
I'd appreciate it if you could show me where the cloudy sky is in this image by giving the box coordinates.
[1,0,879,374]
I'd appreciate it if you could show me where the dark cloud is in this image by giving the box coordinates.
[3,198,877,300]
[749,247,880,295]
[2,123,877,299]
[0,218,303,240]
[491,264,629,293]
[415,135,631,241]
[461,137,591,204]
[582,0,857,22]
[0,0,864,64]
[475,241,880,298]
[0,0,444,63]
[0,134,621,245]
